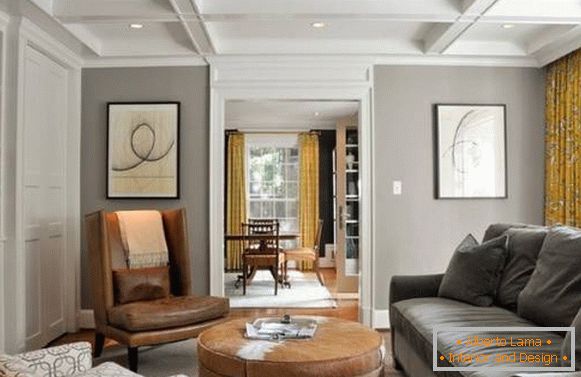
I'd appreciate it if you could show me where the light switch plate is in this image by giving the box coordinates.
[393,180,402,195]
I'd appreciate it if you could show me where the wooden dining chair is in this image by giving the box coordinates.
[283,219,324,286]
[241,220,285,295]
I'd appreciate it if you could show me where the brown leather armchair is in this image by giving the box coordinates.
[85,208,229,372]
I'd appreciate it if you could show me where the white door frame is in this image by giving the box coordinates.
[208,57,375,326]
[13,18,81,351]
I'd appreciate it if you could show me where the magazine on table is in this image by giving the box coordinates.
[245,315,318,340]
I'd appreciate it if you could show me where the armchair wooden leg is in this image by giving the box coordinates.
[274,265,278,295]
[128,347,139,372]
[94,332,105,357]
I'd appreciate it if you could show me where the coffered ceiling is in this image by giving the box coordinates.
[30,0,581,67]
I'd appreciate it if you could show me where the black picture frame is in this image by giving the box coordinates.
[433,103,508,199]
[106,101,180,199]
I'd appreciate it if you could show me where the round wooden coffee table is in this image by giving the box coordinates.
[197,316,385,377]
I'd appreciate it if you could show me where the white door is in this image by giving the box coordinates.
[22,46,68,349]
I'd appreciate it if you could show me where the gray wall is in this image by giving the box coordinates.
[81,67,209,309]
[373,66,546,311]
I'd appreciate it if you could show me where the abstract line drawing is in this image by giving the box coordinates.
[107,102,180,198]
[435,104,506,199]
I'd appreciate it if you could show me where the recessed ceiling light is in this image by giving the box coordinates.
[501,24,515,29]
[314,112,320,116]
[311,22,326,29]
[129,23,144,29]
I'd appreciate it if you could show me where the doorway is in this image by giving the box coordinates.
[208,76,374,325]
[222,100,360,311]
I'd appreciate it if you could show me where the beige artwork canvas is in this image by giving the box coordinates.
[107,102,179,198]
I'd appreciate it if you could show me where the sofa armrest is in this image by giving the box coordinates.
[15,342,92,376]
[389,274,444,306]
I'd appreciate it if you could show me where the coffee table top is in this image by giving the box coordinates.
[197,316,385,377]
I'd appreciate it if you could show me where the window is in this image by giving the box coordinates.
[247,135,299,234]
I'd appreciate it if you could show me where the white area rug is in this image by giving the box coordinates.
[225,270,337,308]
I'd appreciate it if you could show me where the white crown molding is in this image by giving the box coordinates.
[372,54,540,67]
[83,55,208,68]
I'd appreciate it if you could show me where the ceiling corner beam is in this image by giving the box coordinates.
[423,21,473,54]
[187,0,216,54]
[425,0,502,54]
[169,0,203,55]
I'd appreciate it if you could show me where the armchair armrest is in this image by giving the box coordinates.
[15,342,92,376]
[389,274,444,306]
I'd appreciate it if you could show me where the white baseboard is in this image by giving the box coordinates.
[372,309,390,329]
[78,310,95,329]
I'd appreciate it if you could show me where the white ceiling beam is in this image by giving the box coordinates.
[479,14,581,25]
[424,21,473,54]
[424,0,501,54]
[188,0,216,54]
[62,24,103,56]
[53,0,178,21]
[198,0,461,16]
[169,0,203,55]
[526,25,578,55]
[534,25,581,66]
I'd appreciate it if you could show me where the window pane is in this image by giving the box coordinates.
[287,182,298,198]
[249,201,261,218]
[247,146,299,228]
[287,201,297,218]
[286,164,298,181]
[261,201,273,217]
[275,201,286,217]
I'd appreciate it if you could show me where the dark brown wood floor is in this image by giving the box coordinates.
[51,268,359,348]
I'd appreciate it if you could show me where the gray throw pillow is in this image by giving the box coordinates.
[518,226,581,327]
[439,234,508,307]
[561,308,581,370]
[495,228,548,311]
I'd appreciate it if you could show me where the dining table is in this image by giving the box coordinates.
[224,233,299,288]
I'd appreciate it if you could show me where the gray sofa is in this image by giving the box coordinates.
[389,223,580,377]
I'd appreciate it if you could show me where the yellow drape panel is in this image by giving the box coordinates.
[226,133,246,271]
[298,133,320,270]
[545,49,581,226]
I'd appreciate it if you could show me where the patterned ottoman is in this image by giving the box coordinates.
[197,317,385,377]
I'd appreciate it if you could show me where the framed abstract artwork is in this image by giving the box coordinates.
[107,102,180,198]
[434,104,507,199]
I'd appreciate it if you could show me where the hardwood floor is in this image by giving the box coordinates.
[51,268,359,347]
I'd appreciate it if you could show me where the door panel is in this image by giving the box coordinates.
[22,46,68,349]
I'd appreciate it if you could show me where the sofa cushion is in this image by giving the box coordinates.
[561,308,581,370]
[482,223,531,242]
[518,226,581,327]
[108,295,229,332]
[391,297,563,369]
[113,266,170,304]
[495,228,548,311]
[438,234,508,306]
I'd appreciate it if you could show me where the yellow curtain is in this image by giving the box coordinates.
[298,133,320,270]
[226,133,246,271]
[545,49,581,226]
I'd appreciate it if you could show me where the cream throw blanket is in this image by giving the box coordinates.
[116,210,169,269]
